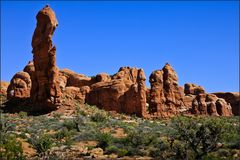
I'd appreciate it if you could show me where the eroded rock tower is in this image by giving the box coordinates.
[31,5,61,109]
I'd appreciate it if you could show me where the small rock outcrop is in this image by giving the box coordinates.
[191,93,232,116]
[31,5,61,109]
[59,69,96,88]
[0,81,10,95]
[63,86,90,104]
[184,83,205,95]
[7,72,31,100]
[96,73,111,82]
[148,63,184,117]
[213,92,240,116]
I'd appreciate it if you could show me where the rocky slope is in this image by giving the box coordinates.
[1,5,239,117]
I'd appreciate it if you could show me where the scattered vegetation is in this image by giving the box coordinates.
[29,133,53,153]
[0,103,239,159]
[0,133,25,160]
[0,118,25,160]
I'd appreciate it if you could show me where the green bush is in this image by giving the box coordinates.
[62,118,78,131]
[105,145,128,157]
[117,148,128,157]
[96,132,113,149]
[149,141,170,158]
[0,133,25,160]
[125,146,144,156]
[170,116,233,159]
[55,128,69,140]
[76,105,87,116]
[91,111,108,123]
[19,111,28,118]
[126,128,157,147]
[105,145,118,154]
[30,134,53,153]
[52,112,62,119]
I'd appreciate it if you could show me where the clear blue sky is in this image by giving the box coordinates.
[1,1,239,92]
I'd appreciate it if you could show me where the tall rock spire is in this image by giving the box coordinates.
[31,5,61,110]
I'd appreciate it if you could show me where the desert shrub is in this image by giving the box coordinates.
[73,126,98,142]
[55,128,69,140]
[62,118,78,131]
[96,132,113,149]
[105,126,159,157]
[18,132,28,139]
[0,133,25,160]
[117,148,128,157]
[19,111,28,118]
[125,128,158,147]
[170,116,232,160]
[149,140,171,158]
[125,146,144,156]
[29,134,53,153]
[75,114,88,127]
[76,105,87,116]
[105,145,118,154]
[64,136,74,147]
[105,144,128,157]
[91,111,108,123]
[0,118,17,132]
[52,112,62,119]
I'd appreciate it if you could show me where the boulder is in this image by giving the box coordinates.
[213,92,240,116]
[207,102,219,116]
[190,93,232,116]
[63,86,90,104]
[0,81,10,95]
[183,94,196,109]
[96,73,111,82]
[7,72,31,99]
[215,98,232,116]
[23,61,35,77]
[184,83,205,95]
[60,69,96,87]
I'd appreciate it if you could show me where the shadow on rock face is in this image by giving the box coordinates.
[1,99,57,116]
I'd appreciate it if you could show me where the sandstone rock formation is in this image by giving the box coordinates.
[148,63,184,117]
[7,72,31,100]
[213,92,240,116]
[190,93,232,116]
[96,73,111,82]
[31,5,61,109]
[0,81,10,95]
[86,67,147,117]
[59,69,96,88]
[184,83,205,95]
[4,5,238,118]
[63,86,90,104]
